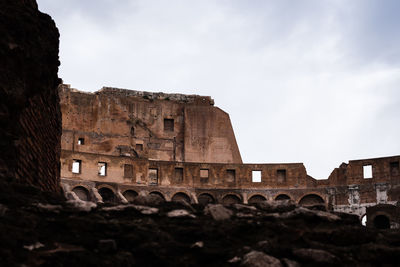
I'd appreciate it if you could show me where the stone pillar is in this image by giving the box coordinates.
[375,183,388,204]
[242,192,248,204]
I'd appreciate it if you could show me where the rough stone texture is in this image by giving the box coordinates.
[204,204,233,221]
[1,182,400,266]
[59,84,242,164]
[0,0,61,192]
[59,85,400,226]
[292,248,338,264]
[241,251,282,267]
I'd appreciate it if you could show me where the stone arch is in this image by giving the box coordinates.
[197,193,216,205]
[98,187,117,203]
[222,193,242,205]
[373,214,390,229]
[72,186,90,201]
[171,192,191,203]
[275,194,291,201]
[123,190,138,203]
[248,194,267,204]
[298,193,325,206]
[97,184,116,193]
[149,191,165,201]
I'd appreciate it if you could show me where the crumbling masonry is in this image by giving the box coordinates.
[59,84,400,228]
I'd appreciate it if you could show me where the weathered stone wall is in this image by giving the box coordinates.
[59,84,400,223]
[60,150,307,189]
[59,84,242,164]
[0,0,61,192]
[60,149,400,210]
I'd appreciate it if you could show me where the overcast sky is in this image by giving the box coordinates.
[37,0,400,179]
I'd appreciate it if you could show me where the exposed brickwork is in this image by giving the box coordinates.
[0,0,61,192]
[59,84,242,164]
[60,85,400,225]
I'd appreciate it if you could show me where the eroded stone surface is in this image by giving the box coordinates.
[204,204,233,221]
[1,182,400,266]
[0,0,61,192]
[241,251,282,267]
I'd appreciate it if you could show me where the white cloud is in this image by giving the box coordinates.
[37,0,400,178]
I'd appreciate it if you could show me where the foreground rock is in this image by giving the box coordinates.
[241,251,282,267]
[1,182,400,266]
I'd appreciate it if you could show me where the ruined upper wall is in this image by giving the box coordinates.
[324,155,400,187]
[99,86,214,105]
[0,0,61,192]
[59,84,242,164]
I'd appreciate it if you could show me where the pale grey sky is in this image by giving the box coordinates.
[37,0,400,179]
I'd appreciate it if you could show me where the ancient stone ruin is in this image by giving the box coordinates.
[0,0,61,192]
[1,1,400,266]
[59,84,400,228]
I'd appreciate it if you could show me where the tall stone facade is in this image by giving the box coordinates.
[0,0,61,192]
[60,85,400,228]
[59,85,242,164]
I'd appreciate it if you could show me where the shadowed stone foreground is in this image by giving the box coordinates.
[1,181,400,267]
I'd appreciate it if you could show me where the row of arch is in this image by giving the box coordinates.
[73,185,394,229]
[71,186,325,206]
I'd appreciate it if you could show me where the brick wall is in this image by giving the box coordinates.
[0,0,61,192]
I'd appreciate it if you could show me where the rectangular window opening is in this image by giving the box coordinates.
[174,168,184,183]
[200,169,209,183]
[124,164,133,178]
[363,165,373,179]
[135,144,143,151]
[277,169,287,183]
[164,118,174,132]
[200,169,209,178]
[390,161,399,176]
[149,168,158,185]
[72,159,81,174]
[77,138,84,145]
[252,170,262,183]
[226,169,236,183]
[98,162,107,176]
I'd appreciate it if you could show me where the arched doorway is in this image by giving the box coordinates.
[373,215,390,229]
[171,192,191,203]
[98,187,116,203]
[248,195,266,204]
[222,194,241,205]
[123,190,138,203]
[198,193,215,205]
[275,194,291,201]
[299,194,325,206]
[72,186,90,201]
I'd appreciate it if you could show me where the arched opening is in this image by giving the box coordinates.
[72,186,90,201]
[248,195,266,204]
[171,192,191,203]
[299,194,325,206]
[98,187,116,203]
[123,190,138,203]
[222,194,241,205]
[149,191,165,201]
[198,193,215,205]
[373,215,390,229]
[361,214,367,226]
[275,194,291,201]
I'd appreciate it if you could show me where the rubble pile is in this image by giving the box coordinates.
[0,181,399,266]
